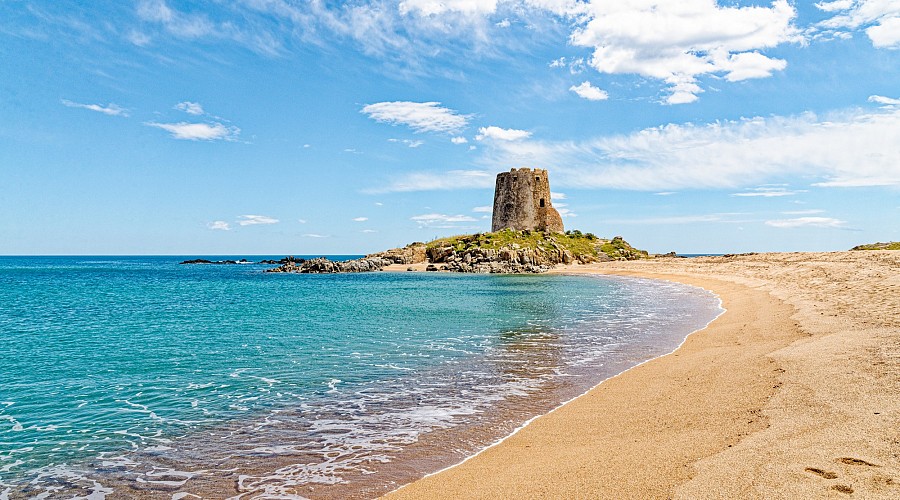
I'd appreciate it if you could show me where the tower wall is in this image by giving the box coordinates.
[491,168,564,233]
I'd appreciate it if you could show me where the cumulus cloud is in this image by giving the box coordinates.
[361,101,470,133]
[473,103,900,190]
[451,136,469,144]
[817,0,900,49]
[208,220,231,230]
[568,1,799,104]
[237,215,279,226]
[475,126,532,141]
[869,95,900,106]
[61,99,129,117]
[174,101,204,115]
[145,121,240,141]
[569,81,608,101]
[765,217,848,228]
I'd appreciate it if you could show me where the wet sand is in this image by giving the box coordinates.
[385,251,900,499]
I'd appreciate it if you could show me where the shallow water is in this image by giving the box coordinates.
[0,257,721,498]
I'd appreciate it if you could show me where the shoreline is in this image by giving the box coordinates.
[383,274,725,495]
[384,251,900,498]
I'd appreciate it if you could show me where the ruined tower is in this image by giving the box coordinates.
[491,168,565,233]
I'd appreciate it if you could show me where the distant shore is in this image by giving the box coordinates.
[385,251,900,498]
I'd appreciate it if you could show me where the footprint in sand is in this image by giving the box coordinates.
[837,457,880,467]
[832,484,854,494]
[805,467,838,479]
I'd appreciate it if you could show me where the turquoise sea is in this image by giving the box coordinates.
[0,256,721,499]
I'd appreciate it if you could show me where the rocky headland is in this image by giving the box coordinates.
[263,230,650,275]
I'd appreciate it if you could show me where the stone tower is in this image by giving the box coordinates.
[491,168,564,233]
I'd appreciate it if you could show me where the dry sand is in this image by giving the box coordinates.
[384,251,899,499]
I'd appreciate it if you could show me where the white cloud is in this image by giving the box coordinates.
[496,18,511,28]
[353,217,369,222]
[472,205,493,213]
[605,213,750,225]
[208,220,231,230]
[137,0,282,56]
[361,101,470,133]
[145,121,240,141]
[370,169,494,193]
[411,213,478,227]
[389,138,425,147]
[569,1,799,104]
[61,99,129,117]
[550,192,566,200]
[298,218,308,224]
[303,233,330,238]
[362,229,378,233]
[816,1,854,13]
[782,209,825,215]
[451,136,469,144]
[569,81,608,101]
[237,215,279,226]
[817,0,900,49]
[475,126,532,141]
[174,101,204,115]
[127,30,152,46]
[765,217,848,228]
[399,0,499,17]
[869,95,900,106]
[556,205,577,218]
[475,103,900,190]
[732,186,806,197]
[655,192,677,196]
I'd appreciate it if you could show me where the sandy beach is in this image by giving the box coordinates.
[386,251,899,499]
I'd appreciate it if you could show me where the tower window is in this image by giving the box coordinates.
[535,176,540,182]
[539,198,545,207]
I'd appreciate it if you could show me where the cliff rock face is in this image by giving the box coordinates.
[491,168,564,233]
[367,242,427,264]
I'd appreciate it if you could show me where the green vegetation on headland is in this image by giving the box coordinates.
[427,229,649,263]
[267,230,651,274]
[851,242,900,251]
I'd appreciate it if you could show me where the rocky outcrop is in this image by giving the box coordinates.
[426,241,584,274]
[366,243,427,264]
[265,257,390,274]
[599,236,649,261]
[181,257,303,265]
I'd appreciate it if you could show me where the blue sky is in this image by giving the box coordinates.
[1,0,898,255]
